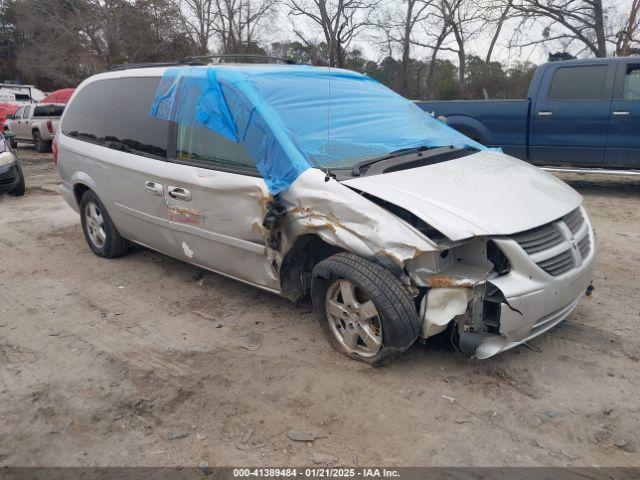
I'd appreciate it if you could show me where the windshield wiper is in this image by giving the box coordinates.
[352,145,434,176]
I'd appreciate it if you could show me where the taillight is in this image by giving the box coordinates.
[52,138,58,165]
[46,119,53,133]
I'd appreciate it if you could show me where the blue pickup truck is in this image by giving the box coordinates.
[416,56,640,169]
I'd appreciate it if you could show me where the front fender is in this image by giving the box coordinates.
[279,169,438,273]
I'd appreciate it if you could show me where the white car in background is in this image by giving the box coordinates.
[4,103,65,152]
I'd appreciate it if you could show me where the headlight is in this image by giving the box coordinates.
[0,151,16,166]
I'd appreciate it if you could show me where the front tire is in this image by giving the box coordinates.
[9,162,25,196]
[80,190,129,258]
[311,253,420,366]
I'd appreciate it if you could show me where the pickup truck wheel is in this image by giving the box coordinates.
[32,131,50,153]
[80,190,129,258]
[311,253,420,366]
[9,162,25,196]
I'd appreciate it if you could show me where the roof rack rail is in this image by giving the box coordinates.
[107,61,202,71]
[182,54,297,65]
[107,54,297,72]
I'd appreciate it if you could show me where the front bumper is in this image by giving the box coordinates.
[467,212,596,358]
[0,162,21,194]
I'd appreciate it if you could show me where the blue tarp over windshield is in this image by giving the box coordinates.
[149,65,486,194]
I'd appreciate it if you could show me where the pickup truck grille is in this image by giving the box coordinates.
[512,208,591,277]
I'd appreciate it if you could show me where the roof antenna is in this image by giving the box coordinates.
[325,31,332,181]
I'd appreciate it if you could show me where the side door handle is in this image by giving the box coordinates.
[144,181,164,196]
[537,111,553,117]
[612,110,630,117]
[168,186,192,201]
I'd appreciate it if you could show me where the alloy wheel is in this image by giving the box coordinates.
[325,279,383,357]
[84,201,106,249]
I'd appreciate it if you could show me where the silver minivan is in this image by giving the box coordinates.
[57,62,596,365]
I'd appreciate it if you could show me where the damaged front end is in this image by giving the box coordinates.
[407,237,513,358]
[405,207,596,359]
[260,165,595,360]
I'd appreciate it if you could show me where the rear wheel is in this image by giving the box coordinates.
[80,190,129,258]
[311,253,420,366]
[33,131,50,153]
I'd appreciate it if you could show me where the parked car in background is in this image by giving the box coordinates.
[417,57,640,170]
[4,103,65,152]
[57,62,595,365]
[0,131,25,196]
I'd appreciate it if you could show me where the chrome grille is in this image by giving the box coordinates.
[512,207,591,276]
[512,224,563,254]
[578,234,590,258]
[537,250,574,276]
[563,208,584,235]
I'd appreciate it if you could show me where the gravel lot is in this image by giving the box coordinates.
[1,147,639,467]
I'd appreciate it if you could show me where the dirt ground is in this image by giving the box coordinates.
[1,147,639,467]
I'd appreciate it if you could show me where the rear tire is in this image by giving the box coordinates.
[80,190,129,258]
[311,252,420,366]
[33,131,50,153]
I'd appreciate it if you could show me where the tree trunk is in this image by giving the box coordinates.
[425,26,447,99]
[486,1,511,63]
[451,23,465,84]
[593,0,607,57]
[401,0,414,96]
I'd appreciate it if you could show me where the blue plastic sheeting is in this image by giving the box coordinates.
[150,65,486,194]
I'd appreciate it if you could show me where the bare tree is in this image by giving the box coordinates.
[181,0,216,54]
[483,0,514,62]
[616,0,640,55]
[210,0,277,54]
[509,0,611,57]
[373,0,434,95]
[286,0,380,67]
[423,24,450,96]
[414,0,480,83]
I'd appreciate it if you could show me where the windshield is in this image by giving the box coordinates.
[251,71,484,169]
[150,66,485,194]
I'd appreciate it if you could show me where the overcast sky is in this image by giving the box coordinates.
[272,0,634,67]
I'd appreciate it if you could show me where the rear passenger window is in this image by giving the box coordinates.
[176,124,257,174]
[548,66,608,100]
[61,77,168,159]
[174,82,257,174]
[623,65,640,100]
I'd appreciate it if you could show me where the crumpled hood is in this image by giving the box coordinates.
[342,151,582,241]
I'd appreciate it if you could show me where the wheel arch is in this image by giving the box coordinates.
[444,115,490,144]
[70,172,100,207]
[279,233,345,301]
